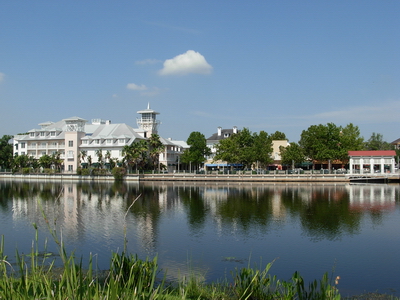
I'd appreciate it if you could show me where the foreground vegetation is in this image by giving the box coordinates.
[0,234,343,300]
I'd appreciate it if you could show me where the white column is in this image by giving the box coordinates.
[349,157,354,174]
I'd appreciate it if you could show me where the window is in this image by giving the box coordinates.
[67,150,74,158]
[15,144,18,150]
[68,141,73,147]
[82,140,88,144]
[68,165,73,171]
[21,143,25,149]
[40,132,45,136]
[51,132,55,136]
[30,132,34,137]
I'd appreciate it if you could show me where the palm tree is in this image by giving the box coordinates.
[87,155,92,168]
[80,150,87,165]
[148,134,164,171]
[51,151,63,172]
[95,149,103,169]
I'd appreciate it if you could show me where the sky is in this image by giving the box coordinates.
[0,1,399,143]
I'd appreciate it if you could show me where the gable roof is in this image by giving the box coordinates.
[348,150,396,157]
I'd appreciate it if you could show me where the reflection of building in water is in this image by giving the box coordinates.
[346,184,396,211]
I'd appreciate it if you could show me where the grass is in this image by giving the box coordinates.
[0,198,397,299]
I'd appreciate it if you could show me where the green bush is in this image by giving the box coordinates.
[112,167,126,181]
[81,168,90,176]
[22,167,30,174]
[43,168,54,174]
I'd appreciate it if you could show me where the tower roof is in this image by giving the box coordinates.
[137,103,159,115]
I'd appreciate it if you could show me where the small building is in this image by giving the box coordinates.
[348,150,396,175]
[391,138,400,150]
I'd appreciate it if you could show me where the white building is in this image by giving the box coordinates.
[13,104,188,172]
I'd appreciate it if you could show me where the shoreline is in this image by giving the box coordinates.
[1,172,399,183]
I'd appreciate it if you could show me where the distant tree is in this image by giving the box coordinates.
[215,128,255,169]
[95,149,103,168]
[122,140,148,172]
[148,134,164,170]
[39,154,52,169]
[215,128,264,167]
[270,131,287,141]
[14,154,30,170]
[180,132,211,170]
[51,151,63,172]
[252,131,273,168]
[87,155,92,167]
[0,135,13,169]
[280,142,305,167]
[364,132,392,150]
[299,123,342,168]
[338,123,364,163]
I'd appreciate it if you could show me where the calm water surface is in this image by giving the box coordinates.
[0,179,399,296]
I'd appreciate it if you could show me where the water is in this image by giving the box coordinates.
[0,179,399,296]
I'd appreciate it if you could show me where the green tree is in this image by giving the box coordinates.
[148,134,164,170]
[215,128,260,167]
[180,132,211,170]
[299,123,342,168]
[252,131,273,168]
[270,131,287,140]
[215,128,255,169]
[338,123,364,162]
[13,154,30,170]
[95,149,103,168]
[51,151,63,172]
[122,140,148,172]
[364,132,392,150]
[39,154,52,169]
[0,135,13,169]
[280,142,305,167]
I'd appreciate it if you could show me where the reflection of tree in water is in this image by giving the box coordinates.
[179,186,208,232]
[215,186,275,232]
[280,185,361,241]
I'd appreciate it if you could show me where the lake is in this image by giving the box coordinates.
[0,179,399,297]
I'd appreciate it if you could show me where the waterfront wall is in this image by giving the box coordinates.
[138,173,350,182]
[0,173,140,182]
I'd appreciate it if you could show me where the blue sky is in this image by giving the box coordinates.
[0,1,399,143]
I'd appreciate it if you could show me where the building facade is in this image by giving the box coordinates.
[13,104,188,172]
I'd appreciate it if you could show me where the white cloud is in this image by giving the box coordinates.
[0,72,5,82]
[158,50,213,76]
[126,83,147,91]
[135,59,161,65]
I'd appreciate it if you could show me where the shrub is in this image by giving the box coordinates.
[43,168,54,174]
[112,167,126,181]
[22,167,30,174]
[81,168,90,176]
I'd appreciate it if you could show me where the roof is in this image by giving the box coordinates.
[391,138,400,144]
[207,128,238,141]
[348,150,396,157]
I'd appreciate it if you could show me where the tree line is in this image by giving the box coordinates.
[0,123,398,172]
[180,123,399,170]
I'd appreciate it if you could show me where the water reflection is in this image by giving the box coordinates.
[0,180,399,296]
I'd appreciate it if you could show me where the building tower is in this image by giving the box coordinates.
[137,103,160,137]
[64,117,87,172]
